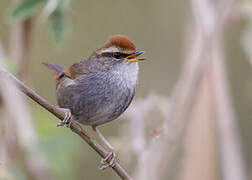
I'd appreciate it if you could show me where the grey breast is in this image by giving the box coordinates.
[56,69,136,126]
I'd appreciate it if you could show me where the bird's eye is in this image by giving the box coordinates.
[112,52,122,59]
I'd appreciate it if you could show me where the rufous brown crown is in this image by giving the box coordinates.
[102,35,136,51]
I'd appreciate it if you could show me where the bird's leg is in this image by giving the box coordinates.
[92,125,116,170]
[56,108,72,128]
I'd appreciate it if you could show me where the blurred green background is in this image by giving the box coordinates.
[1,0,252,179]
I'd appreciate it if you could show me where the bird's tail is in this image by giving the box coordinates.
[42,62,64,74]
[42,62,65,80]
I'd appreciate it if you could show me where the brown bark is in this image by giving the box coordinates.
[9,19,31,81]
[0,69,132,180]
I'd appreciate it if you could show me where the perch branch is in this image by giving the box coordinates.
[0,69,132,180]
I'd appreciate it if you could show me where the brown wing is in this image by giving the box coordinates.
[63,61,90,79]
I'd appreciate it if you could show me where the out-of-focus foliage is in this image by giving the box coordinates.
[1,0,252,179]
[241,2,252,63]
[33,108,80,180]
[48,2,68,44]
[11,0,46,20]
[5,60,17,75]
[10,0,70,44]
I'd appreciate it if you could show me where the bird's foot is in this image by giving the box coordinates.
[98,150,116,170]
[56,108,72,128]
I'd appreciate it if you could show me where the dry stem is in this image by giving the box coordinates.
[0,69,132,180]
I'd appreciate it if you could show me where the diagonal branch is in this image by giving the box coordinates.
[0,68,132,180]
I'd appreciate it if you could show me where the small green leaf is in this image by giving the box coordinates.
[49,7,67,44]
[11,0,47,20]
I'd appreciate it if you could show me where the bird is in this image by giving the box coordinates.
[42,35,145,169]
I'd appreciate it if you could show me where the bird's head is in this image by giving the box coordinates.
[90,35,145,65]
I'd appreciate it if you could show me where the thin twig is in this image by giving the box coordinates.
[209,32,248,180]
[0,69,132,180]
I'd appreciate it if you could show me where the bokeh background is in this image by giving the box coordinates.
[0,0,252,180]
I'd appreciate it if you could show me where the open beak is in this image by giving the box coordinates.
[124,51,145,62]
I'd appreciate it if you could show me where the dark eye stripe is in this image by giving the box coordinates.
[113,52,123,59]
[101,52,128,59]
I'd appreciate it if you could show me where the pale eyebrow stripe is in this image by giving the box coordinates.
[99,46,119,53]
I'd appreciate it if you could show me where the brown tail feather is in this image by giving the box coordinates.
[42,62,65,75]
